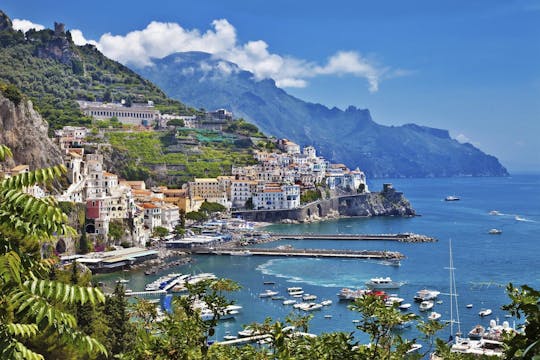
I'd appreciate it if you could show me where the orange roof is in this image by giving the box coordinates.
[264,189,282,193]
[141,203,157,209]
[133,189,152,195]
[103,171,117,177]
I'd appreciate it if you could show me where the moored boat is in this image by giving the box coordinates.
[445,195,460,201]
[488,229,502,235]
[479,308,492,317]
[414,289,441,302]
[468,325,485,340]
[259,289,279,298]
[428,311,442,321]
[419,300,434,312]
[399,303,412,311]
[365,277,403,289]
[321,300,333,306]
[337,288,369,301]
[283,299,296,305]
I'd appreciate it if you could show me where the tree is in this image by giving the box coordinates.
[152,226,169,240]
[199,201,226,215]
[348,294,421,359]
[186,211,208,223]
[167,118,185,127]
[102,283,133,355]
[502,284,540,359]
[108,219,124,243]
[0,144,106,359]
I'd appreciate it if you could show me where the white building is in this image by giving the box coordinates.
[252,183,300,210]
[78,101,160,126]
[160,203,180,231]
[142,203,162,231]
[230,180,258,208]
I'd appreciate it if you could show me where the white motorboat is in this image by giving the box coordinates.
[302,294,317,301]
[289,290,305,296]
[259,290,279,298]
[414,289,441,302]
[283,299,296,305]
[488,229,502,235]
[223,335,238,341]
[419,300,434,311]
[287,287,303,292]
[489,210,501,216]
[466,304,473,308]
[479,309,492,317]
[399,303,412,311]
[321,300,333,306]
[324,314,332,319]
[365,277,402,289]
[406,343,423,354]
[445,195,460,201]
[428,311,442,321]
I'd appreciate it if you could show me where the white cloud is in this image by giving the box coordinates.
[12,19,44,33]
[70,29,99,47]
[455,133,470,143]
[15,17,404,92]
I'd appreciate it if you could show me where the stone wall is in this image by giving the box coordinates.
[233,184,415,223]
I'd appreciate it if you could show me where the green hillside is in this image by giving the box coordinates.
[0,11,194,131]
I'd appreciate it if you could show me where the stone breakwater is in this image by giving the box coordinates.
[233,183,415,223]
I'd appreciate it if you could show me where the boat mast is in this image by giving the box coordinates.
[449,239,461,338]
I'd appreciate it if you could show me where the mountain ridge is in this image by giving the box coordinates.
[137,51,508,178]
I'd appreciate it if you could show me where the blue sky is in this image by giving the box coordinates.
[2,0,539,171]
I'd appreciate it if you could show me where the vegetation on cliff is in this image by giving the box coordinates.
[0,10,194,132]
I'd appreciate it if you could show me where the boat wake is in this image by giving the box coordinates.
[515,215,535,222]
[256,259,365,288]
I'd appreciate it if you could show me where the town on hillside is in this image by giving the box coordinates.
[1,102,369,272]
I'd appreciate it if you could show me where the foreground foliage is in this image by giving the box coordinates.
[0,144,106,359]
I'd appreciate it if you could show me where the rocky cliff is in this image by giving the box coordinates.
[233,184,415,223]
[0,93,63,169]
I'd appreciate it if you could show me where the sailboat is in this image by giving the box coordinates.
[431,241,505,358]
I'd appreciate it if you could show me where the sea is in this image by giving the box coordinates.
[96,174,540,346]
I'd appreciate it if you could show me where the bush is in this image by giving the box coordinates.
[0,82,23,105]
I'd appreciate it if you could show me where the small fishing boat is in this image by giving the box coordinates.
[488,228,502,235]
[223,334,238,341]
[302,294,318,301]
[259,290,279,298]
[428,311,442,321]
[283,299,296,305]
[479,308,492,317]
[399,303,412,311]
[468,325,485,340]
[263,281,276,285]
[324,314,332,319]
[321,300,333,306]
[445,195,460,201]
[466,304,473,308]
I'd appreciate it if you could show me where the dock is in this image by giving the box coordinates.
[271,233,436,243]
[192,248,404,260]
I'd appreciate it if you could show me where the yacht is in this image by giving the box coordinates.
[287,287,303,292]
[365,277,402,289]
[385,296,404,307]
[302,294,318,301]
[419,300,434,312]
[488,229,502,235]
[428,312,442,321]
[414,289,441,302]
[283,299,296,305]
[321,300,333,306]
[445,195,460,201]
[479,309,492,317]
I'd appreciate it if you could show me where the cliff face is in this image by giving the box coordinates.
[233,185,415,223]
[0,93,63,169]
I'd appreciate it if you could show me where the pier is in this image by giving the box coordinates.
[270,232,436,243]
[124,290,167,298]
[192,248,404,260]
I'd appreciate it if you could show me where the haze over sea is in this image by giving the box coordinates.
[98,175,540,343]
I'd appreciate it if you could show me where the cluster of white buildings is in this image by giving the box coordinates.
[55,128,181,247]
[184,139,368,211]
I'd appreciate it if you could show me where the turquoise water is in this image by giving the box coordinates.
[97,175,540,345]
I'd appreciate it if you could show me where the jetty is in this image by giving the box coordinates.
[192,247,404,260]
[270,232,436,243]
[124,290,166,298]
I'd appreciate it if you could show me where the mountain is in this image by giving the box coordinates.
[0,10,194,131]
[137,52,509,178]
